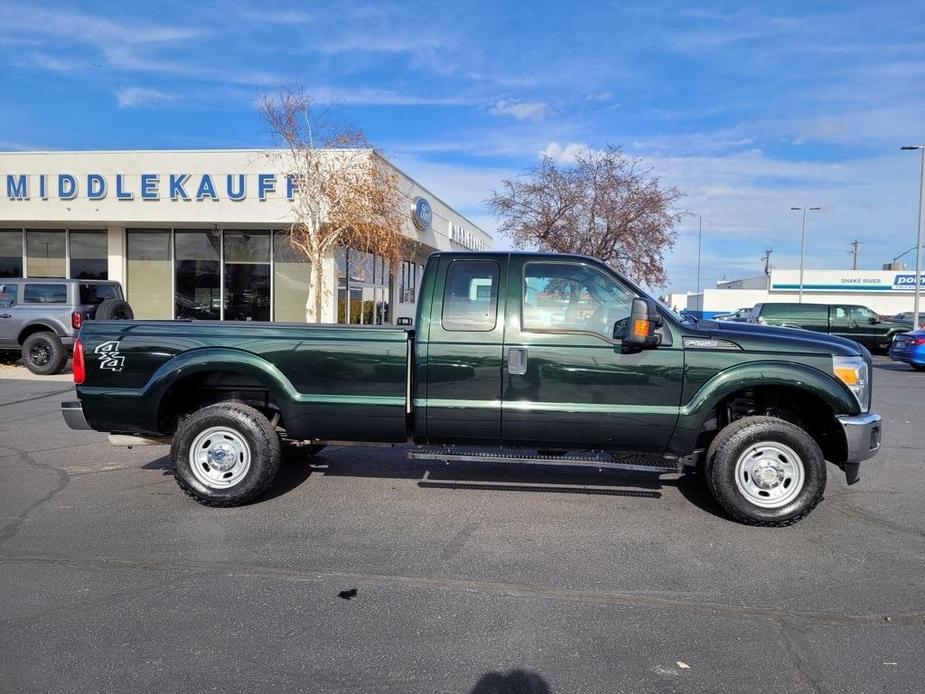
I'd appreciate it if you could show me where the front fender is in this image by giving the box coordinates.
[669,360,859,455]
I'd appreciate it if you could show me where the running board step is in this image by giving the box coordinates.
[407,449,680,473]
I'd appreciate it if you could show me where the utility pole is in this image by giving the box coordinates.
[696,215,703,296]
[848,240,860,270]
[901,145,924,330]
[761,249,773,276]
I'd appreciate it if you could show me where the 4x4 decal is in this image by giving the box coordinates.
[94,340,125,371]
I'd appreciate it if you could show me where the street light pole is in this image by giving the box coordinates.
[790,206,821,303]
[696,215,702,296]
[901,145,924,330]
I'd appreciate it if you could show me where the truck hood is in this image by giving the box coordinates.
[690,319,865,357]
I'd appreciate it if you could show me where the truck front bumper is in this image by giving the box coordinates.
[61,401,91,430]
[837,412,882,484]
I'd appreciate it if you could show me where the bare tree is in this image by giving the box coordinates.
[261,88,406,322]
[487,146,683,286]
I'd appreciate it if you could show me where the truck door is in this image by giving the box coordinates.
[0,282,23,347]
[420,256,505,443]
[501,257,684,451]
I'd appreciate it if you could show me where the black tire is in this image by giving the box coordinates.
[171,402,281,507]
[705,416,826,527]
[21,332,68,375]
[95,298,134,320]
[912,364,925,372]
[282,441,327,461]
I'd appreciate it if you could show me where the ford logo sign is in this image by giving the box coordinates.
[412,196,433,230]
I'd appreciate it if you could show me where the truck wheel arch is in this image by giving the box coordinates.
[674,362,856,466]
[18,321,67,344]
[149,349,298,435]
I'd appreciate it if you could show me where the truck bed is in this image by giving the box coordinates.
[76,320,412,441]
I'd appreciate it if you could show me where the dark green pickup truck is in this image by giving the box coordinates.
[62,252,882,525]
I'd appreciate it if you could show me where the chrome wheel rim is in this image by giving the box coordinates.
[188,426,252,489]
[734,441,804,509]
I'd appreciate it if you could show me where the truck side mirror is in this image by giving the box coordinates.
[616,297,661,350]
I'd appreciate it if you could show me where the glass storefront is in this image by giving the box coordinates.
[273,231,311,322]
[69,230,108,280]
[127,230,172,319]
[175,230,221,320]
[336,248,390,325]
[0,230,22,277]
[0,228,108,280]
[223,230,270,321]
[26,230,66,278]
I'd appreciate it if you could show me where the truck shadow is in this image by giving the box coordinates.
[143,449,726,518]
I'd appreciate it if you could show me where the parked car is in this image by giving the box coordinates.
[887,312,925,330]
[889,329,925,371]
[748,302,908,352]
[714,307,753,322]
[62,252,882,526]
[0,279,133,374]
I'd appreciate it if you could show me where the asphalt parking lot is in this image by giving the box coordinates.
[0,356,923,693]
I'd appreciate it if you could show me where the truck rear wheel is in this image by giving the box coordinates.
[705,416,826,526]
[171,402,281,507]
[22,332,68,375]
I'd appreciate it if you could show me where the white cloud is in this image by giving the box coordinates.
[539,141,591,163]
[116,87,175,109]
[490,100,550,121]
[237,10,312,24]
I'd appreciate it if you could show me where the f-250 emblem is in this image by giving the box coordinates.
[94,340,125,371]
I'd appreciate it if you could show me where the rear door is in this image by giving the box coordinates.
[0,282,22,346]
[500,257,683,451]
[420,255,505,443]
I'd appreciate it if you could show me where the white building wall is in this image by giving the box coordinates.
[693,267,925,318]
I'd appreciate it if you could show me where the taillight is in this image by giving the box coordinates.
[73,339,85,385]
[913,336,925,346]
[71,311,82,329]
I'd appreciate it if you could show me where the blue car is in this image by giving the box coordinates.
[890,329,925,371]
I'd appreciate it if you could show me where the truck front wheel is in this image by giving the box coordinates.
[171,402,281,507]
[705,416,826,526]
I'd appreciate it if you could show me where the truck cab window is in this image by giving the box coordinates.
[441,260,499,331]
[522,262,633,339]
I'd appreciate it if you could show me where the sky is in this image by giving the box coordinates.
[1,0,924,292]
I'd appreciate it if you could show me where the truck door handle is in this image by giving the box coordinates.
[0,313,10,319]
[508,347,527,375]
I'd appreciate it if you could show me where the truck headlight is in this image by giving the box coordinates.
[833,356,870,412]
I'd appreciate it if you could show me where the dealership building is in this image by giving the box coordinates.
[0,150,490,324]
[680,267,925,319]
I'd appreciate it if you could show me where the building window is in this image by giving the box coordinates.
[273,231,310,322]
[127,230,172,319]
[0,230,22,277]
[336,248,390,325]
[399,259,416,303]
[175,230,221,320]
[26,230,66,278]
[223,230,270,321]
[69,230,108,280]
